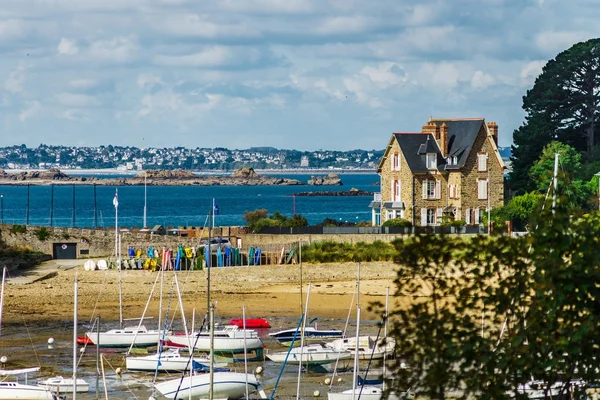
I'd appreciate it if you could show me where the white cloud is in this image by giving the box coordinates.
[535,30,590,55]
[57,38,79,55]
[68,78,99,90]
[88,36,138,63]
[418,62,462,89]
[158,14,261,38]
[4,64,27,94]
[55,93,101,107]
[18,101,40,122]
[520,60,547,86]
[154,46,266,68]
[471,71,495,90]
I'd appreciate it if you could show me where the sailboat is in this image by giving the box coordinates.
[85,262,168,348]
[328,265,398,400]
[38,275,90,394]
[0,267,59,400]
[154,200,264,400]
[154,305,264,400]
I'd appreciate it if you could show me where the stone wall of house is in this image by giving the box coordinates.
[459,124,505,221]
[380,138,417,224]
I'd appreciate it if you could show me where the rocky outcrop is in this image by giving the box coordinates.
[294,187,372,196]
[0,168,307,186]
[307,173,342,186]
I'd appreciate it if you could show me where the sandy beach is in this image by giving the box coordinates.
[2,261,399,325]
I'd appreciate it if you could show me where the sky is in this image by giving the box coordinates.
[0,0,598,151]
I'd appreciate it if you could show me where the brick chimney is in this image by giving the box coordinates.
[439,122,449,157]
[422,121,438,137]
[487,122,498,145]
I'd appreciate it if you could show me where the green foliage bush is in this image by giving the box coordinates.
[301,240,395,263]
[243,209,309,232]
[10,224,27,234]
[34,227,51,241]
[381,218,412,227]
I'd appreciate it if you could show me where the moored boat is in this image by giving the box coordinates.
[325,335,395,360]
[154,371,262,400]
[266,343,352,365]
[85,324,169,348]
[126,348,225,372]
[165,325,263,355]
[229,317,271,329]
[269,326,344,346]
[37,376,90,393]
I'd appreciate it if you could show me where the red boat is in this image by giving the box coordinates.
[76,336,94,345]
[229,318,271,329]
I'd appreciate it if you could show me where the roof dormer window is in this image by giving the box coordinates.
[426,153,437,170]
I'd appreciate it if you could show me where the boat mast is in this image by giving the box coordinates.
[552,153,559,215]
[73,275,78,399]
[296,283,311,400]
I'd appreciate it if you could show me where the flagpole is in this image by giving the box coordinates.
[114,188,119,269]
[212,198,215,228]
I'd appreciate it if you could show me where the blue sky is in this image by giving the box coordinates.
[0,0,598,151]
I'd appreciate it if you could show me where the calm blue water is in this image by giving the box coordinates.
[0,174,379,228]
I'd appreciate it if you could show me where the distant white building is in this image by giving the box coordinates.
[300,156,309,167]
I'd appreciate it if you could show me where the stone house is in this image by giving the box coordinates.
[370,118,505,226]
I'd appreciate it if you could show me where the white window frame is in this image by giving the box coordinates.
[465,208,472,224]
[426,208,436,225]
[394,180,401,201]
[452,156,458,165]
[478,153,488,172]
[391,153,401,171]
[426,153,437,170]
[422,179,441,200]
[478,179,488,200]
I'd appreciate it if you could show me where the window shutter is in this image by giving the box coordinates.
[421,208,427,226]
[422,180,428,199]
[466,208,471,224]
[436,208,443,225]
[390,180,395,202]
[435,180,441,199]
[474,207,480,224]
[449,184,453,199]
[397,180,401,201]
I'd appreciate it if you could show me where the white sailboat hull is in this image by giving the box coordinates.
[327,386,401,400]
[154,371,259,400]
[0,382,56,400]
[37,376,89,393]
[126,349,216,372]
[266,344,352,365]
[325,336,395,360]
[166,326,263,353]
[85,325,169,348]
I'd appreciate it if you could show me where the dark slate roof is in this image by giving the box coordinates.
[440,119,484,170]
[393,119,484,173]
[394,133,440,173]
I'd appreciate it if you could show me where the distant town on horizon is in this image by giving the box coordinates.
[0,144,512,172]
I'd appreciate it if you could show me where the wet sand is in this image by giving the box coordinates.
[2,261,399,325]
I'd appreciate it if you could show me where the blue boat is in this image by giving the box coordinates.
[269,325,344,346]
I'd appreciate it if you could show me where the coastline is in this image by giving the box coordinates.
[3,167,376,176]
[3,260,398,324]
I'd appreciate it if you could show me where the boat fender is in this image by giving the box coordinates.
[255,365,264,374]
[48,337,55,344]
[324,378,331,385]
[116,367,122,376]
[313,390,320,397]
[0,356,6,363]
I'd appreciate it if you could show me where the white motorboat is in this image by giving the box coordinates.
[154,371,261,400]
[126,348,224,372]
[37,376,90,393]
[266,343,352,365]
[510,378,586,399]
[0,381,58,400]
[165,325,263,354]
[269,326,344,346]
[325,335,395,360]
[85,324,169,348]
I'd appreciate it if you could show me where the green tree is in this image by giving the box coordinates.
[510,38,600,193]
[379,203,600,399]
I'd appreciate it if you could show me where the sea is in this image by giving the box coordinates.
[0,173,380,229]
